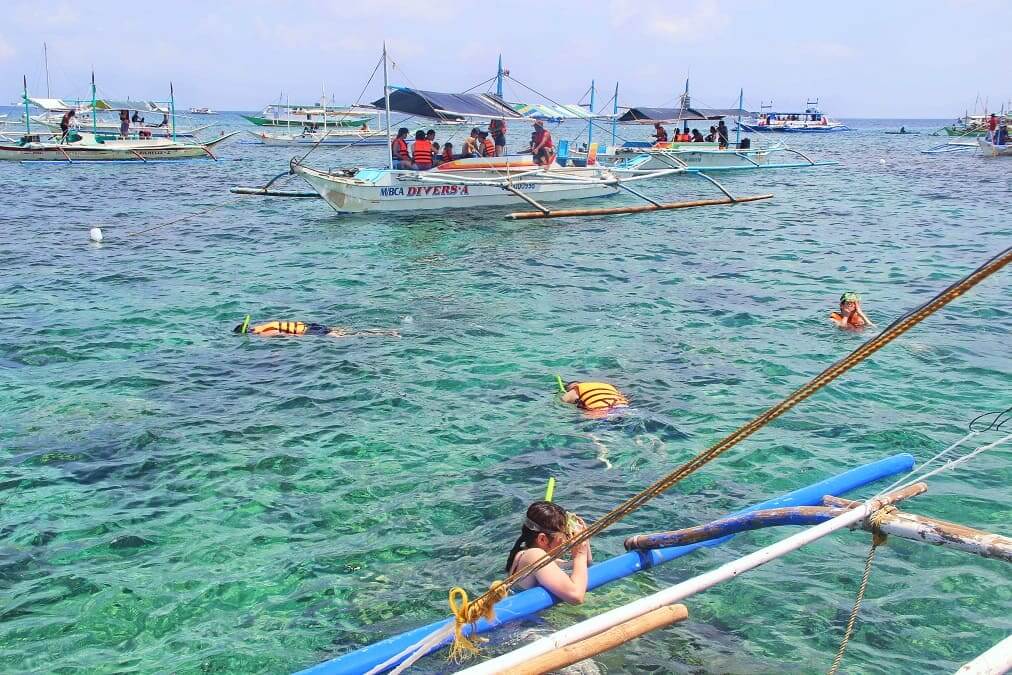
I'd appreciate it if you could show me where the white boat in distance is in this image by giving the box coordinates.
[738,100,848,133]
[0,130,237,161]
[188,107,215,114]
[248,127,388,147]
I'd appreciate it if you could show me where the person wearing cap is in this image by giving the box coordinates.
[478,130,496,157]
[561,380,629,412]
[830,293,874,330]
[531,119,555,166]
[505,501,591,603]
[233,317,399,338]
[463,127,481,157]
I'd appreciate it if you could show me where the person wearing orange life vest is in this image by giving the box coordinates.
[412,130,434,170]
[561,380,630,411]
[830,292,874,330]
[531,119,555,166]
[233,317,399,338]
[479,131,496,158]
[392,127,412,169]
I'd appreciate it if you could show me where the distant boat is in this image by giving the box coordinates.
[940,112,1011,136]
[0,130,237,161]
[242,102,370,128]
[738,99,848,133]
[247,127,388,147]
[188,107,215,115]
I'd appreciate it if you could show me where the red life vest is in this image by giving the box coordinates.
[482,138,496,156]
[413,138,433,166]
[392,137,409,160]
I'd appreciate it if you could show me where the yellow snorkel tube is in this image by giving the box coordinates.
[240,314,251,335]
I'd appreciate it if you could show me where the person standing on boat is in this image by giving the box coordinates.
[531,119,555,166]
[119,110,130,139]
[412,130,434,170]
[717,120,729,148]
[988,113,999,140]
[59,109,76,140]
[392,127,412,169]
[490,118,507,156]
[830,293,874,330]
[652,122,668,144]
[506,501,592,603]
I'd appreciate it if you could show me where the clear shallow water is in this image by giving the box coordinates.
[1,115,1010,674]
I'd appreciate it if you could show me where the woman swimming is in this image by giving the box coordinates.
[506,501,592,603]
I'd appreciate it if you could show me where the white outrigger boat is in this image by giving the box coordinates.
[3,76,236,162]
[738,99,848,133]
[29,97,212,139]
[232,48,773,219]
[978,133,1012,157]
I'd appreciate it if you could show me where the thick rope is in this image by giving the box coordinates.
[826,507,894,675]
[434,246,1012,662]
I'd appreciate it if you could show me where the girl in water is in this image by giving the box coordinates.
[505,501,591,603]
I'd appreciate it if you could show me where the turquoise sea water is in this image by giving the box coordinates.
[1,115,1010,674]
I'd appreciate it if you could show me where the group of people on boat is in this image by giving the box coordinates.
[391,118,556,170]
[232,288,872,605]
[652,120,730,148]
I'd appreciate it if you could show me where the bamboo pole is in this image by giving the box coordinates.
[507,193,773,220]
[509,604,688,675]
[458,493,911,675]
[956,633,1012,674]
[824,495,1012,563]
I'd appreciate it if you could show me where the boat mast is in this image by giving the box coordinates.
[611,81,618,147]
[736,88,743,148]
[496,54,503,98]
[22,75,31,136]
[286,93,291,134]
[587,79,595,147]
[44,42,51,98]
[170,81,177,141]
[90,71,97,136]
[322,83,327,133]
[383,42,393,170]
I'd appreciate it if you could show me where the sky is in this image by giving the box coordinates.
[1,0,1008,117]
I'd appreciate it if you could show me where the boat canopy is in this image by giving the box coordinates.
[92,99,169,112]
[26,97,77,112]
[618,106,748,123]
[510,102,610,120]
[372,87,523,120]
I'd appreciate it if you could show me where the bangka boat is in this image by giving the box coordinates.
[242,102,369,128]
[29,97,212,139]
[978,135,1012,157]
[0,130,237,162]
[567,140,831,172]
[940,111,1011,136]
[248,127,388,147]
[738,100,848,132]
[188,107,215,114]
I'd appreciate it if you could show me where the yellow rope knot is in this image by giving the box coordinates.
[447,581,508,662]
[868,505,896,547]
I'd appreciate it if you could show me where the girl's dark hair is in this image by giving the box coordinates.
[505,501,567,574]
[415,130,426,140]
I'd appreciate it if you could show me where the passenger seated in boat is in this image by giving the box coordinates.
[705,125,717,142]
[561,381,630,414]
[392,127,412,169]
[531,119,555,166]
[412,129,434,170]
[431,142,441,165]
[652,123,668,144]
[830,292,874,330]
[996,123,1009,145]
[463,127,481,157]
[233,318,399,338]
[441,141,454,163]
[156,113,169,128]
[691,128,704,142]
[717,121,729,148]
[479,131,496,157]
[506,501,592,603]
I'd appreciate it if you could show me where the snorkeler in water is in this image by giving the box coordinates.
[233,316,399,337]
[505,501,592,603]
[560,380,630,412]
[830,292,875,330]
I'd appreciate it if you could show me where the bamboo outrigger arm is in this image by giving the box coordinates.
[507,193,773,220]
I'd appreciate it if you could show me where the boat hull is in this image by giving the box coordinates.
[0,131,235,161]
[739,123,848,133]
[293,163,620,213]
[35,119,211,139]
[978,137,1012,157]
[248,130,388,147]
[241,115,367,128]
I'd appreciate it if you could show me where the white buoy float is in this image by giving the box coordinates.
[89,227,103,243]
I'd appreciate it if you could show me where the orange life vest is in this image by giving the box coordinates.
[393,137,409,160]
[413,138,433,166]
[482,137,496,156]
[573,382,629,411]
[251,321,307,335]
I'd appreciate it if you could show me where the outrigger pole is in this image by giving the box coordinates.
[22,75,31,136]
[508,192,772,220]
[383,42,393,170]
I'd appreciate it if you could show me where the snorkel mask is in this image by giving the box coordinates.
[840,292,860,304]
